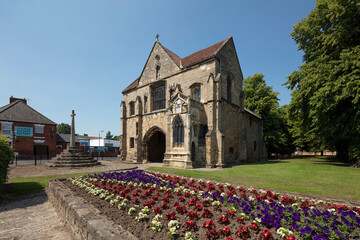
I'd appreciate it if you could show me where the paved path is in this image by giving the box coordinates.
[0,192,71,240]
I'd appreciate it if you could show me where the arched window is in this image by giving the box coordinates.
[173,115,184,146]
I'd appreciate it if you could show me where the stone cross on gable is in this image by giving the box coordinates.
[70,110,76,147]
[156,34,159,42]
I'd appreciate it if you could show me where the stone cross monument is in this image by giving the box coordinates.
[70,110,76,148]
[46,110,100,167]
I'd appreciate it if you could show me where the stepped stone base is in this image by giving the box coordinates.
[46,147,100,168]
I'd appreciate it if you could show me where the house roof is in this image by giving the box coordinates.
[122,37,230,93]
[244,108,262,119]
[0,100,56,125]
[57,134,89,143]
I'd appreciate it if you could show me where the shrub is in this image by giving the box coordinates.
[0,134,13,184]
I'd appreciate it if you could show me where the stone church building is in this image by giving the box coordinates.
[121,36,266,168]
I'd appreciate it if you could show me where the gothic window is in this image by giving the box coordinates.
[190,83,201,102]
[227,76,232,102]
[152,83,165,111]
[130,102,135,116]
[173,115,184,147]
[130,138,135,148]
[136,122,138,135]
[144,96,148,113]
[198,124,208,146]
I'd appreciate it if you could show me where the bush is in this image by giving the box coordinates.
[0,134,13,184]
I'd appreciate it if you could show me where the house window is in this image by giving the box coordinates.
[229,147,234,153]
[35,124,44,134]
[198,124,208,146]
[144,96,148,113]
[130,138,135,148]
[173,115,184,147]
[1,122,12,136]
[254,141,257,151]
[227,76,232,102]
[136,122,139,135]
[130,102,135,116]
[152,83,165,111]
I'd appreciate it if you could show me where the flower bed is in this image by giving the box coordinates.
[68,169,360,240]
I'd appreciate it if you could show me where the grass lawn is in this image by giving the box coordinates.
[148,157,360,202]
[0,170,105,201]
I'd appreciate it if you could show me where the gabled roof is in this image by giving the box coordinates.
[57,134,89,143]
[0,100,56,125]
[122,37,231,93]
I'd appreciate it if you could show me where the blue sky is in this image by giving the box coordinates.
[0,0,316,137]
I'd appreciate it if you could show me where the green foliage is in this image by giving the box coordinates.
[57,123,71,134]
[0,134,13,184]
[244,74,295,156]
[286,0,360,162]
[105,131,113,139]
[112,135,120,140]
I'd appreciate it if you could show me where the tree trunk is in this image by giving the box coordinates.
[335,141,349,162]
[353,159,360,168]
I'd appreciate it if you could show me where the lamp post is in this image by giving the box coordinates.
[98,130,104,160]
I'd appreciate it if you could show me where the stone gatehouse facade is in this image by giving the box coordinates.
[120,36,266,168]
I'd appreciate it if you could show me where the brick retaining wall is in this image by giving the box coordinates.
[46,180,138,240]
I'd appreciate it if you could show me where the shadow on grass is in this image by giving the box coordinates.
[0,182,46,208]
[235,160,290,166]
[312,158,354,167]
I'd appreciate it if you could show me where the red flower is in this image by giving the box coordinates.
[218,215,229,224]
[205,229,219,239]
[237,226,250,239]
[173,201,179,206]
[185,220,197,230]
[176,205,186,214]
[166,211,176,220]
[202,208,213,218]
[226,210,235,218]
[133,197,139,205]
[202,200,211,207]
[237,217,245,224]
[202,219,215,229]
[161,201,169,209]
[259,229,273,240]
[285,236,295,240]
[250,222,260,232]
[195,203,203,210]
[178,196,185,202]
[221,227,231,236]
[154,207,162,214]
[187,211,200,220]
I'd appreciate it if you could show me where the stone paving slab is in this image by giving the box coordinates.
[0,191,71,240]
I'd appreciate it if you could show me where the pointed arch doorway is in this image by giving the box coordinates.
[143,126,166,162]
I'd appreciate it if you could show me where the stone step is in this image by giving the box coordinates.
[46,162,101,168]
[49,159,98,164]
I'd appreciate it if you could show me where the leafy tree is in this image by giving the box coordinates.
[286,0,360,162]
[112,135,120,140]
[244,74,295,157]
[105,131,113,140]
[83,133,88,136]
[57,123,71,134]
[0,134,13,184]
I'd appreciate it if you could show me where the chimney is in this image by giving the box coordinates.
[10,96,27,105]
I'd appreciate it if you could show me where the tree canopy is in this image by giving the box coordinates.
[57,123,71,134]
[244,73,295,157]
[286,0,360,162]
[105,131,113,140]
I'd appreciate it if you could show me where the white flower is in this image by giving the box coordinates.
[212,200,221,206]
[185,232,195,240]
[277,227,293,238]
